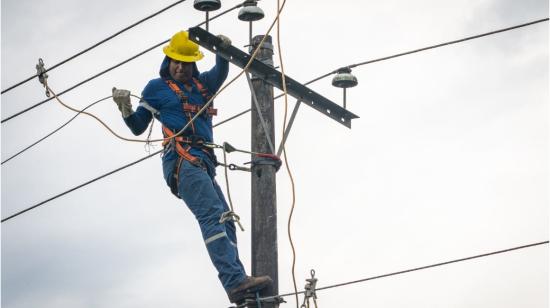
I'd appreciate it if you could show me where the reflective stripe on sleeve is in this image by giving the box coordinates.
[139,100,160,116]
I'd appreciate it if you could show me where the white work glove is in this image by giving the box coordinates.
[217,34,232,48]
[112,87,133,118]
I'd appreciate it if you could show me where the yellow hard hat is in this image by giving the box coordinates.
[163,31,204,62]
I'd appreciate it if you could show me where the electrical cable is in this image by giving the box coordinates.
[1,0,290,223]
[221,144,245,232]
[2,93,157,165]
[213,17,549,128]
[273,0,299,307]
[259,241,549,301]
[3,10,546,308]
[0,2,244,124]
[213,108,251,128]
[0,149,162,223]
[3,15,545,222]
[44,82,163,143]
[6,16,547,160]
[1,96,112,165]
[1,42,164,124]
[1,3,248,160]
[1,0,188,95]
[345,17,549,71]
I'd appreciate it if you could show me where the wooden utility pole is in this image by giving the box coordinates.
[250,34,278,307]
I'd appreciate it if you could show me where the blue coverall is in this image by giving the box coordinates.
[123,55,247,291]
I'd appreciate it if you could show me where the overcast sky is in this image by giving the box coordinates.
[1,0,548,307]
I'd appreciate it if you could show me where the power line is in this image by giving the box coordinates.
[213,17,549,127]
[1,96,111,165]
[3,17,547,222]
[0,2,243,124]
[1,0,188,95]
[1,42,162,124]
[6,17,546,155]
[346,17,548,71]
[1,150,162,223]
[260,241,549,301]
[213,108,252,128]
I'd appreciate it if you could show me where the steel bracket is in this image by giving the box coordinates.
[188,27,359,128]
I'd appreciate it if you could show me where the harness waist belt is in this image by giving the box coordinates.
[183,103,217,116]
[161,133,205,148]
[162,126,202,166]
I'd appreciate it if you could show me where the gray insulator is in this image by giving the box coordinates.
[238,5,265,21]
[332,70,358,88]
[194,0,221,11]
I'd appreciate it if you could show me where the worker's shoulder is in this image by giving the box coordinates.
[144,77,165,87]
[143,77,168,93]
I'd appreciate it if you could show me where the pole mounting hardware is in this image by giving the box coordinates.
[300,269,318,308]
[35,58,50,97]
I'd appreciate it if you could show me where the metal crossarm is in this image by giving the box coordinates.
[188,26,359,128]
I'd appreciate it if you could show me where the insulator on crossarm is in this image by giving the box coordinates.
[332,67,358,88]
[194,0,221,12]
[332,67,358,109]
[238,0,264,21]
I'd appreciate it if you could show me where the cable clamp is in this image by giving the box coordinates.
[300,269,318,308]
[248,153,281,172]
[218,162,251,172]
[204,142,224,150]
[220,210,245,231]
[229,164,251,172]
[35,58,50,97]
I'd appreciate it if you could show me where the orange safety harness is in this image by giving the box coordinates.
[162,77,217,197]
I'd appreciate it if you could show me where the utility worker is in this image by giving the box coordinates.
[112,30,272,303]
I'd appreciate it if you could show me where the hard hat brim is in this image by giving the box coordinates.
[163,46,204,62]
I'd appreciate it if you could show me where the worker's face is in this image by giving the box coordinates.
[169,59,194,83]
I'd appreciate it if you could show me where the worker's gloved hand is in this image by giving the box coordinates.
[217,34,232,48]
[112,87,133,118]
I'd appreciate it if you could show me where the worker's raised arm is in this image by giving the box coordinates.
[198,35,232,93]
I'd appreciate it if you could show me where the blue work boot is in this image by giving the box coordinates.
[228,275,273,303]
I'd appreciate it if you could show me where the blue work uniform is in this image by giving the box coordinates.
[123,55,247,291]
